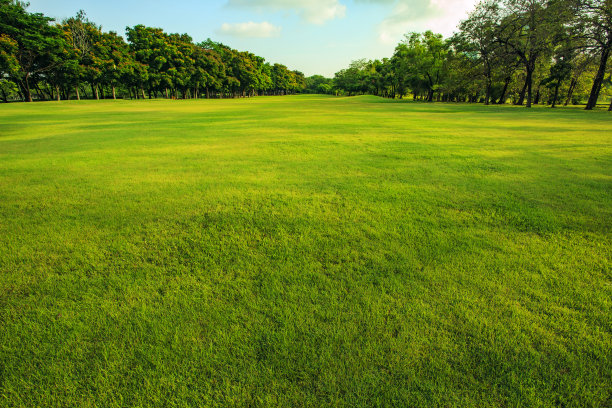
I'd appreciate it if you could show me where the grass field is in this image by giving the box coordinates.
[0,95,610,407]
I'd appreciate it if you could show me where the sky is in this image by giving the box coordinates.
[26,0,479,77]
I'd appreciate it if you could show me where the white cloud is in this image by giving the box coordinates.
[218,21,282,38]
[227,0,346,24]
[377,0,478,43]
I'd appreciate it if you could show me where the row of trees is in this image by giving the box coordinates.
[329,0,611,110]
[0,1,305,102]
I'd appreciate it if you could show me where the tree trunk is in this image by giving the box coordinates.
[585,45,610,110]
[33,82,48,101]
[564,77,577,106]
[551,82,560,108]
[516,76,528,105]
[56,85,60,102]
[525,68,533,108]
[485,78,491,105]
[206,87,210,99]
[497,77,510,104]
[75,85,80,100]
[112,85,116,100]
[165,88,169,99]
[534,87,540,105]
[91,84,97,100]
[15,84,24,101]
[25,74,33,102]
[141,88,146,99]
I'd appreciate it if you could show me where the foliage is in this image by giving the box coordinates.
[0,0,68,101]
[331,0,611,109]
[0,2,304,102]
[304,74,334,94]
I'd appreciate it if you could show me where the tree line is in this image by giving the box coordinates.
[0,1,306,102]
[322,0,611,110]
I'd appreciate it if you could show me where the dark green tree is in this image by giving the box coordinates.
[0,0,68,101]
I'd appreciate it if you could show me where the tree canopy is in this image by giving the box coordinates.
[1,0,610,109]
[327,0,611,110]
[0,1,305,102]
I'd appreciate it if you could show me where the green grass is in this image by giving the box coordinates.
[0,95,610,407]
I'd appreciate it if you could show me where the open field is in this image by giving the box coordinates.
[0,96,610,407]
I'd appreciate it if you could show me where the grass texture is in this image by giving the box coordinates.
[0,95,610,407]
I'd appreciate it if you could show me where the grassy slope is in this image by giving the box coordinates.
[0,95,610,407]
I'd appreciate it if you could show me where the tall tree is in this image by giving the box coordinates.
[394,32,449,101]
[578,0,612,109]
[98,31,130,99]
[543,49,574,107]
[0,0,68,101]
[62,10,93,100]
[494,0,569,107]
[456,1,501,104]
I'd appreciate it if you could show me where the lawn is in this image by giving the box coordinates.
[0,95,610,407]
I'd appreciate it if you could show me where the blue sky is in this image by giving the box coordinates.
[26,0,478,77]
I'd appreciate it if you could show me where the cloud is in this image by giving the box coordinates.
[226,0,346,24]
[376,0,478,43]
[218,21,282,38]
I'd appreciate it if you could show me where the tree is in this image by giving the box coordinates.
[393,32,449,101]
[0,33,18,75]
[494,0,570,107]
[98,31,130,99]
[272,63,291,95]
[456,1,501,104]
[0,33,18,102]
[543,49,574,107]
[126,25,190,99]
[62,10,93,100]
[578,0,612,109]
[0,0,68,101]
[334,60,369,96]
[305,75,334,94]
[195,42,226,98]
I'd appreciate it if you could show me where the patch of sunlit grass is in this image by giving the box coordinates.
[0,95,610,407]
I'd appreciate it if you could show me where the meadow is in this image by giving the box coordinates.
[0,95,610,407]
